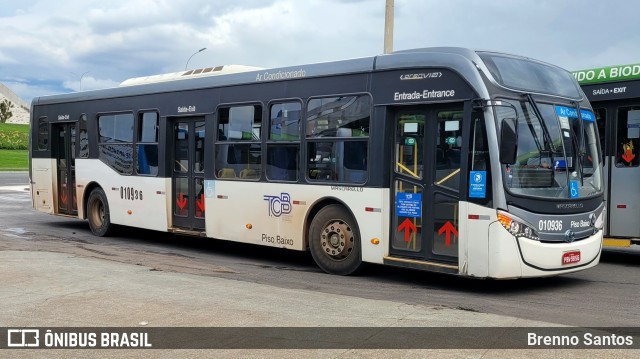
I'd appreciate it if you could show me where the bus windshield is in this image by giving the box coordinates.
[478,52,582,99]
[497,99,603,200]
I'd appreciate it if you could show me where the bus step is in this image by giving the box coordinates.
[603,238,632,247]
[168,228,206,237]
[383,256,458,275]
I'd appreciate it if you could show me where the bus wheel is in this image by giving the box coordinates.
[309,204,362,275]
[87,188,114,237]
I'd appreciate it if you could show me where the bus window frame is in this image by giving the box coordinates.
[96,111,135,176]
[266,98,303,183]
[36,116,49,151]
[214,102,264,181]
[135,110,160,176]
[304,93,372,185]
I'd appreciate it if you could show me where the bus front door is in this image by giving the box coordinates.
[390,107,463,267]
[171,118,206,231]
[53,122,78,216]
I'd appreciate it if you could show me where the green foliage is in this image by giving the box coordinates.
[0,99,14,123]
[0,123,29,170]
[0,149,28,170]
[0,123,29,150]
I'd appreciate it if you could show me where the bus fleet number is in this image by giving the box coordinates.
[538,219,562,232]
[120,186,143,201]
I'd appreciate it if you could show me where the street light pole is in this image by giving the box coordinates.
[384,0,394,54]
[185,48,207,71]
[79,71,89,91]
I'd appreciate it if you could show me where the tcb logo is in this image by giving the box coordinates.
[263,193,292,217]
[7,329,40,347]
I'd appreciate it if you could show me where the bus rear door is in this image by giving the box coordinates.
[53,122,78,216]
[171,118,206,231]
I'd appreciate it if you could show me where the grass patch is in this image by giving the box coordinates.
[0,123,29,170]
[0,123,29,150]
[0,149,28,171]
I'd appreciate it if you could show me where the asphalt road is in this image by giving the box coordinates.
[1,172,639,327]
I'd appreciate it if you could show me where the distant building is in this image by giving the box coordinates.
[0,83,30,124]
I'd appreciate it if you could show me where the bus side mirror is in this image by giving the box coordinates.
[500,118,518,164]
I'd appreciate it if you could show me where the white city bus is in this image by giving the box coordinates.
[30,47,605,278]
[574,63,640,247]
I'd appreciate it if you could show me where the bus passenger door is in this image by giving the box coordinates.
[171,118,206,231]
[390,106,463,266]
[53,123,78,216]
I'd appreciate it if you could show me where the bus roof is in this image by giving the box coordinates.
[119,65,265,87]
[573,63,640,85]
[31,47,536,106]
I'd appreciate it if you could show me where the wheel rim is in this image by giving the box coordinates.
[320,219,354,260]
[89,197,104,228]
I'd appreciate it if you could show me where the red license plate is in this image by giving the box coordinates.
[562,250,581,265]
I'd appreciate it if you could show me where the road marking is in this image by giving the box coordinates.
[0,185,30,192]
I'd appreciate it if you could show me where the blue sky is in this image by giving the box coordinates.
[1,0,639,102]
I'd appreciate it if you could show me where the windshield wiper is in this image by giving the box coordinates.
[526,94,557,154]
[516,101,544,154]
[573,105,587,185]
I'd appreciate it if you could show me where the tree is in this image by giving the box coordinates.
[0,99,14,123]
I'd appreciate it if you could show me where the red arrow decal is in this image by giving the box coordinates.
[177,193,187,210]
[398,218,417,243]
[621,148,636,163]
[438,221,458,247]
[196,194,205,212]
[60,189,68,205]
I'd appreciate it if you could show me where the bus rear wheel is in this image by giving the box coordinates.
[87,187,114,237]
[309,204,362,275]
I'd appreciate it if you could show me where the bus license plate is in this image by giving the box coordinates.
[562,250,581,265]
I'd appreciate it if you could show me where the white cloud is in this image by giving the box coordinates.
[62,75,120,92]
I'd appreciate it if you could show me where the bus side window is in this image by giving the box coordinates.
[136,112,159,176]
[97,113,134,175]
[267,102,301,182]
[36,117,49,151]
[267,145,298,181]
[215,105,262,180]
[339,128,367,183]
[306,95,370,184]
[78,114,89,158]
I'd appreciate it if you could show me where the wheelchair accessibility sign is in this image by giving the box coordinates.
[204,180,215,198]
[570,180,579,199]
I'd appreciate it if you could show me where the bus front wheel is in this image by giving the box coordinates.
[309,204,362,275]
[87,187,114,237]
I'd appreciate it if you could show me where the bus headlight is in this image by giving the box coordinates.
[497,211,540,240]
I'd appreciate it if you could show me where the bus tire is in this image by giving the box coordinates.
[87,187,114,237]
[308,204,362,275]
